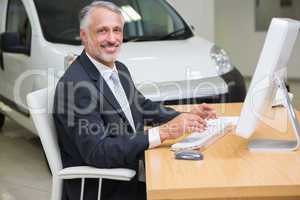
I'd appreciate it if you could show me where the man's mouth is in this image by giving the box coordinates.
[101,44,120,53]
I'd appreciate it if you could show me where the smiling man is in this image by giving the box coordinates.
[53,1,216,200]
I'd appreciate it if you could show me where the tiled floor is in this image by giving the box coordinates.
[0,79,300,200]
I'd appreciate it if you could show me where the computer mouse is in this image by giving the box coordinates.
[175,150,204,160]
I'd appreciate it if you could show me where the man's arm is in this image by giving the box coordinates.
[116,62,210,147]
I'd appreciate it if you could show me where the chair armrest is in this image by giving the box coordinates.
[58,166,136,181]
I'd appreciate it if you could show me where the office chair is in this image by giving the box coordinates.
[27,87,136,200]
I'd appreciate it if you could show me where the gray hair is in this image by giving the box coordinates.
[79,1,124,29]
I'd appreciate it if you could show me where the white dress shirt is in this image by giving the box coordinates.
[85,53,161,149]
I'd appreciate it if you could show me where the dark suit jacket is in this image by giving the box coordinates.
[53,51,180,200]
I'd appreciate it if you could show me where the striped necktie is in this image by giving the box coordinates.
[110,71,136,132]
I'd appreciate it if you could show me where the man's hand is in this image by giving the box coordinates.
[190,103,217,120]
[158,113,207,142]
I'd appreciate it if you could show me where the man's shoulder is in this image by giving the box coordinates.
[53,58,97,106]
[59,58,89,83]
[54,58,93,98]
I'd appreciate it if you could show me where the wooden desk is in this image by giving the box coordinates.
[145,103,300,200]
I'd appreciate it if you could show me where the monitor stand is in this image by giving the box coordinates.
[248,75,300,152]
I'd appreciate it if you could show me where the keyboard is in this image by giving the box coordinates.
[171,116,239,151]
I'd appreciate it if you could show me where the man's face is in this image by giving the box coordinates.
[80,7,124,67]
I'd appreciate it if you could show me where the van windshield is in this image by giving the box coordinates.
[33,0,193,45]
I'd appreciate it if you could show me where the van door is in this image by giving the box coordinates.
[0,0,32,115]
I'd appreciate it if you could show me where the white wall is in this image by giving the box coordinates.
[167,0,215,41]
[256,0,300,30]
[215,0,300,78]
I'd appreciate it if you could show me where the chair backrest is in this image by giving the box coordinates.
[27,87,63,175]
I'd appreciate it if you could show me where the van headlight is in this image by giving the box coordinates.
[210,45,233,75]
[64,53,77,70]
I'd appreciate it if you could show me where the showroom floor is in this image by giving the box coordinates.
[0,79,300,200]
[0,120,51,200]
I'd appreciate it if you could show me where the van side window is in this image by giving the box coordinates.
[6,0,31,53]
[137,0,180,36]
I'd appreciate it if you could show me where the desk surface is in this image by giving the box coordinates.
[145,103,300,200]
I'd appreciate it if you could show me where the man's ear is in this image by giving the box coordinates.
[80,29,88,44]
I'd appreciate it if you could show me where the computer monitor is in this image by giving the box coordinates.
[235,18,300,152]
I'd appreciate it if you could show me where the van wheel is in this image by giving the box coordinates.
[0,113,5,130]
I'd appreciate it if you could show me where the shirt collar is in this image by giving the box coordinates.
[85,52,117,81]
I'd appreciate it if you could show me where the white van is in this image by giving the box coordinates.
[0,0,246,134]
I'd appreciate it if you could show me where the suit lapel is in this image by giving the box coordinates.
[78,51,131,127]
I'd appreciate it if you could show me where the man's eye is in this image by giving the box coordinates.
[114,29,122,33]
[98,29,106,33]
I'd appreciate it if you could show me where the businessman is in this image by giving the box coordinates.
[53,1,216,200]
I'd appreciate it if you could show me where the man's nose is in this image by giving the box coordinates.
[107,31,117,43]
